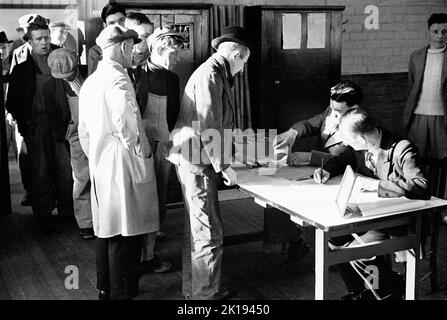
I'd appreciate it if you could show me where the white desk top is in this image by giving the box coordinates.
[234,166,447,232]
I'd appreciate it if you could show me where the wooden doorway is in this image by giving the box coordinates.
[273,10,341,151]
[246,6,343,151]
[126,4,210,99]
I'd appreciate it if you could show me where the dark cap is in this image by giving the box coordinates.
[211,26,250,50]
[0,31,13,45]
[47,48,78,79]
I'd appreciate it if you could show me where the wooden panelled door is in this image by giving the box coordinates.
[133,8,209,98]
[272,10,342,151]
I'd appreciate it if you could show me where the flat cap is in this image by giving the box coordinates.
[49,21,71,30]
[47,48,78,79]
[147,26,184,52]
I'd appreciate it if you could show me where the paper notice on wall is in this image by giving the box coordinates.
[307,13,326,49]
[282,13,302,49]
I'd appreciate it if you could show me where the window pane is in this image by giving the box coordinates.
[307,13,326,49]
[282,13,301,50]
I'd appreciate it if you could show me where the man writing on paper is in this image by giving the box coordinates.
[273,80,362,166]
[314,108,430,300]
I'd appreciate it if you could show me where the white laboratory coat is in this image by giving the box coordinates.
[78,59,159,238]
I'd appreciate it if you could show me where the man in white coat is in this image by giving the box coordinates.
[78,25,159,300]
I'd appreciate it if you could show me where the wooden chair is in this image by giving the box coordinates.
[418,157,447,293]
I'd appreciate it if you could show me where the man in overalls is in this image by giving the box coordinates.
[135,27,185,273]
[7,19,73,232]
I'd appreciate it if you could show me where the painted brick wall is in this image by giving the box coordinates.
[119,0,447,74]
[330,0,447,74]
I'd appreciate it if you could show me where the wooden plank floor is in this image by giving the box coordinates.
[1,158,447,300]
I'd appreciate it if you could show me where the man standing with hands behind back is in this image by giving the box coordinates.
[168,26,250,300]
[405,13,447,223]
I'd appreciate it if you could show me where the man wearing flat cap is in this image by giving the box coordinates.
[45,48,94,240]
[168,25,250,300]
[78,25,159,300]
[134,26,185,274]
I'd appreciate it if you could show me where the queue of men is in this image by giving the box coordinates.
[1,0,446,301]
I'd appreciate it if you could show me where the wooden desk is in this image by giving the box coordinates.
[234,166,447,300]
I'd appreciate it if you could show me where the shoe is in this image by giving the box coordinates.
[98,290,110,300]
[341,289,376,300]
[140,255,173,274]
[287,239,311,262]
[21,194,31,206]
[79,228,95,240]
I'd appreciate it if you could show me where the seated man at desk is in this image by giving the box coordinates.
[270,81,362,264]
[273,80,362,165]
[314,108,430,300]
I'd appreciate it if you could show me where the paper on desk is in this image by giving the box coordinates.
[349,190,426,217]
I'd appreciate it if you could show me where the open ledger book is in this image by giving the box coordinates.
[336,165,426,218]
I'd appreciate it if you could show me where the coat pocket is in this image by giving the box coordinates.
[132,153,155,184]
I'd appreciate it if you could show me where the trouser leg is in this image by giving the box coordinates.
[141,231,157,262]
[26,127,55,223]
[123,235,143,298]
[96,237,111,293]
[69,136,92,229]
[331,230,401,295]
[152,141,172,229]
[176,166,224,300]
[16,127,31,197]
[54,140,74,218]
[107,235,143,300]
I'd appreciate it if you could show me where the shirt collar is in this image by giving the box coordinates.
[428,46,446,54]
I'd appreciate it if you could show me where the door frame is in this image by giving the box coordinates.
[122,3,212,67]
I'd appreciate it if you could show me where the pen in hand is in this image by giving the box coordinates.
[314,157,329,184]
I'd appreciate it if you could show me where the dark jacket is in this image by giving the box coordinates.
[404,46,447,129]
[6,43,59,135]
[135,61,180,131]
[291,106,350,156]
[42,78,72,141]
[168,53,235,175]
[324,128,430,200]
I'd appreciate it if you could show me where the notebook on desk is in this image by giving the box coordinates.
[335,165,426,218]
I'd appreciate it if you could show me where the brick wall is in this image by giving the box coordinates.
[330,0,447,74]
[343,72,408,135]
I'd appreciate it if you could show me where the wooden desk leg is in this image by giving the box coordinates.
[315,228,329,300]
[405,215,421,300]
